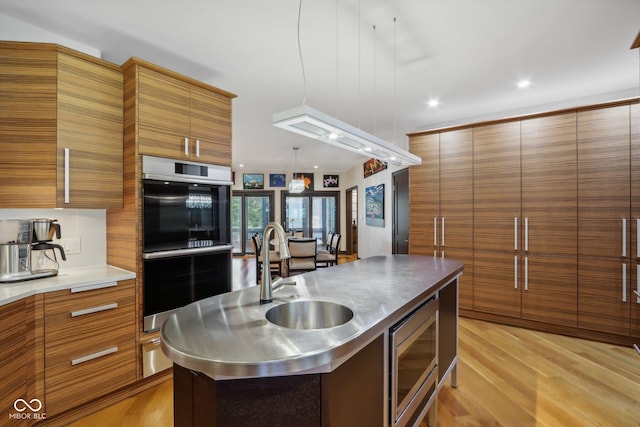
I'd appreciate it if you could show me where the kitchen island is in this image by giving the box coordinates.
[161,255,463,427]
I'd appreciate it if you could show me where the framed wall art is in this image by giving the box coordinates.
[243,173,264,189]
[365,183,385,227]
[363,158,387,178]
[269,173,286,187]
[323,174,339,188]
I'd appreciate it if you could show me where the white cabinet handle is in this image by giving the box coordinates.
[71,303,118,317]
[433,217,437,247]
[524,217,529,252]
[636,272,640,303]
[514,217,518,251]
[514,256,518,289]
[64,148,70,203]
[196,139,200,157]
[622,218,627,257]
[524,256,528,291]
[441,217,446,247]
[184,137,189,156]
[71,346,118,366]
[622,263,627,302]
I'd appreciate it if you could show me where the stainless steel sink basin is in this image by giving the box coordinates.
[266,300,354,330]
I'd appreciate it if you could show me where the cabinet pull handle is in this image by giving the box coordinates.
[635,274,640,303]
[524,256,528,291]
[622,263,627,302]
[524,217,529,252]
[622,218,627,257]
[196,139,200,157]
[71,303,118,317]
[441,217,446,247]
[71,281,117,293]
[514,256,518,289]
[433,217,437,247]
[64,148,70,203]
[71,346,118,366]
[184,137,189,156]
[636,218,639,259]
[514,217,518,251]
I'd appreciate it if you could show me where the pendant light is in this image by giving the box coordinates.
[272,0,421,167]
[289,146,305,193]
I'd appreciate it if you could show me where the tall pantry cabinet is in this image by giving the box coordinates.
[409,130,474,310]
[409,98,640,345]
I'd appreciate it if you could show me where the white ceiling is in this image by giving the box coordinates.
[1,0,639,173]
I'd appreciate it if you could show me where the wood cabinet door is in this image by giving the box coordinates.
[409,133,439,256]
[577,105,630,259]
[137,66,191,159]
[190,85,232,166]
[0,299,29,423]
[630,103,640,338]
[520,113,578,326]
[577,105,631,335]
[439,129,474,310]
[56,52,123,208]
[473,122,521,317]
[0,46,57,208]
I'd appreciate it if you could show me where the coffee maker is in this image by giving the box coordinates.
[31,218,66,276]
[0,219,66,283]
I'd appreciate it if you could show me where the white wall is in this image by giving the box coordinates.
[0,14,107,270]
[0,13,101,57]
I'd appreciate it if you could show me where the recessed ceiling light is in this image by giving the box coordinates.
[517,79,531,89]
[239,164,245,168]
[314,165,319,169]
[427,99,439,108]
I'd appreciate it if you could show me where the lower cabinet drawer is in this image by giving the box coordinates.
[44,343,136,416]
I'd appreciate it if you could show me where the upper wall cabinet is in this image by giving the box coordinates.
[122,58,235,166]
[0,42,124,209]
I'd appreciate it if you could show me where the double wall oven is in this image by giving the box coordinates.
[141,155,233,333]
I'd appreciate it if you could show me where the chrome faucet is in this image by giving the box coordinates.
[260,222,291,303]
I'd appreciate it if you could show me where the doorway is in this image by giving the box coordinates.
[345,186,358,257]
[392,169,409,254]
[231,191,275,255]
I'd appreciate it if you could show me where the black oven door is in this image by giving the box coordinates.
[142,247,231,332]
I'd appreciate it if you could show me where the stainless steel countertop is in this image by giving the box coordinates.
[160,255,463,379]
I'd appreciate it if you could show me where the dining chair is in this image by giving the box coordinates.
[287,238,317,275]
[251,233,282,284]
[316,233,341,268]
[318,231,334,255]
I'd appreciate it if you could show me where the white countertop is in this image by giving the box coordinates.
[0,265,136,306]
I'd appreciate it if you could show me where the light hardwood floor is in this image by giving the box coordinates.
[69,257,640,427]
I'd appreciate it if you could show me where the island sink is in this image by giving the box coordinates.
[265,300,354,330]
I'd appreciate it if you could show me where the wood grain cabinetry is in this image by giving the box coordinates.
[43,280,136,416]
[409,98,640,345]
[124,58,234,166]
[0,298,32,423]
[473,121,521,318]
[520,113,577,327]
[0,42,123,209]
[409,131,473,310]
[577,105,632,336]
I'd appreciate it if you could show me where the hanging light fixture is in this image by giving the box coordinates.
[289,146,305,193]
[272,0,421,167]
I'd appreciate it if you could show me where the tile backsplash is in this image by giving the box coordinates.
[0,209,106,269]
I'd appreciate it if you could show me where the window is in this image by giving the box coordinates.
[282,191,339,242]
[231,191,274,254]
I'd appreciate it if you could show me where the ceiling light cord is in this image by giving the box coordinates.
[298,0,307,106]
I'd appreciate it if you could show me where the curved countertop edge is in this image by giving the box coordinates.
[161,255,463,380]
[0,265,136,306]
